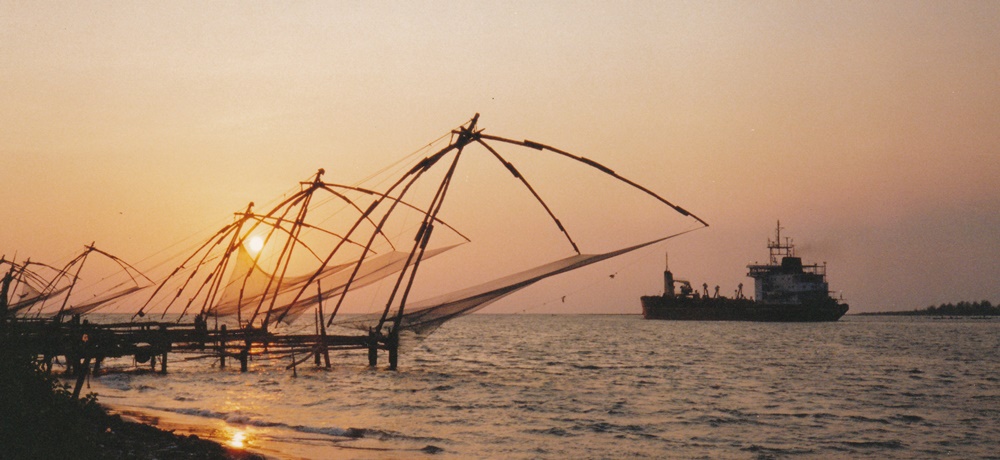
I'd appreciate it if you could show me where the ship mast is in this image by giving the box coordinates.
[767,220,794,264]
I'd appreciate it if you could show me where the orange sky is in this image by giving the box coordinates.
[2,1,999,313]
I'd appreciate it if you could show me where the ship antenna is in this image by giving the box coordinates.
[769,220,793,264]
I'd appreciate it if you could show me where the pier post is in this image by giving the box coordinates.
[388,345,398,371]
[239,348,249,372]
[158,324,169,374]
[387,329,399,371]
[314,308,322,366]
[367,328,378,367]
[194,313,207,350]
[316,297,331,369]
[218,324,227,368]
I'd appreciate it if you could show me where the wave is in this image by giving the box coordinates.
[848,415,893,425]
[525,427,575,437]
[149,406,447,445]
[154,406,354,437]
[742,444,816,456]
[891,414,926,424]
[843,440,906,450]
[98,373,135,391]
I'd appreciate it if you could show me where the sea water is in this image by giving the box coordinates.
[89,315,1000,459]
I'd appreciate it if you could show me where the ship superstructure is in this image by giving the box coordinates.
[746,222,833,306]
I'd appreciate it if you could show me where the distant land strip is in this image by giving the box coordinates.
[858,301,999,316]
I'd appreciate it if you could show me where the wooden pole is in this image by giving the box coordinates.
[57,245,92,317]
[240,335,250,372]
[317,284,330,368]
[218,324,227,368]
[367,328,378,367]
[239,347,249,372]
[314,307,321,366]
[387,329,399,371]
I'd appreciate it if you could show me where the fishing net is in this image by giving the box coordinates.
[61,285,145,316]
[207,243,460,322]
[7,283,63,314]
[335,235,673,338]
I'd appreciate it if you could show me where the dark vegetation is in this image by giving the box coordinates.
[0,337,262,459]
[862,300,1000,316]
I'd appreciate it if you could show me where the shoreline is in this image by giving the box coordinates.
[104,403,320,460]
[92,405,267,460]
[105,404,276,459]
[98,400,447,460]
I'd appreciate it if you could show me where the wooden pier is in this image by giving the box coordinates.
[1,316,400,398]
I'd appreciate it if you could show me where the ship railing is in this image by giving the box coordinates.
[802,263,826,276]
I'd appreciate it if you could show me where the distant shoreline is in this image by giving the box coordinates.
[853,301,999,317]
[853,312,998,317]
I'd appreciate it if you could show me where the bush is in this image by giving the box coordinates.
[0,339,106,459]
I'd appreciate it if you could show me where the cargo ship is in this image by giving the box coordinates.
[641,222,849,321]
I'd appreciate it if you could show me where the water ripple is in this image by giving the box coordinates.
[91,315,1000,459]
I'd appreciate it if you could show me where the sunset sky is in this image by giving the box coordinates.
[3,1,998,314]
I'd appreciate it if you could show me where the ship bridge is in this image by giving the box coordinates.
[746,222,829,305]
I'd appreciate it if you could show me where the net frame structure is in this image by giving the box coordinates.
[2,115,709,373]
[290,114,709,344]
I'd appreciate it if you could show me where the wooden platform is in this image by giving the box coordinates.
[1,316,400,398]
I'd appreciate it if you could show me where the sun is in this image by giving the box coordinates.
[247,235,265,253]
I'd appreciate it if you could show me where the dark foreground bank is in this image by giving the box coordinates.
[0,341,263,460]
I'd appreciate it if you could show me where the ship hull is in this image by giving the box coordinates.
[641,296,849,322]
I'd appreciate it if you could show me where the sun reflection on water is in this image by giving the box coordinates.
[227,429,248,449]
